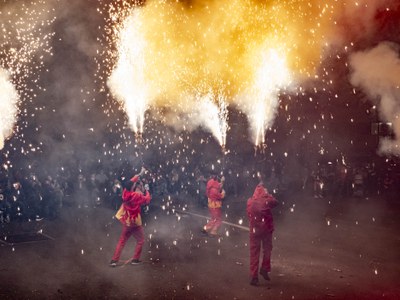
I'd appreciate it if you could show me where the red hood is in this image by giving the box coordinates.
[247,184,277,230]
[253,184,267,198]
[251,184,277,207]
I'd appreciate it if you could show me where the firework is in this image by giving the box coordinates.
[0,0,56,151]
[0,68,19,150]
[244,48,292,147]
[100,0,399,152]
[196,88,229,149]
[100,0,327,141]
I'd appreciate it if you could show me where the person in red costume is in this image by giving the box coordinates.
[110,167,151,267]
[247,176,278,286]
[201,173,225,237]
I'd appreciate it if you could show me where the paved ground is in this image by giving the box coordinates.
[0,191,399,299]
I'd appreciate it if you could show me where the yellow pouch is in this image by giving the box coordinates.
[115,204,125,220]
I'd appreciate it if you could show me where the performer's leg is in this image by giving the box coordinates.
[132,226,145,260]
[261,231,273,272]
[112,225,133,261]
[210,207,222,235]
[249,229,261,279]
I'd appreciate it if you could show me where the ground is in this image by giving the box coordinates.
[0,191,399,300]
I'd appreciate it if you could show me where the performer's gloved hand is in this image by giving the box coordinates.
[144,184,149,191]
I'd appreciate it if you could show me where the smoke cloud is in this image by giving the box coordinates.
[349,42,400,156]
[329,0,399,45]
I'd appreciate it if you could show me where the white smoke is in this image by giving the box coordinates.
[0,67,19,150]
[349,42,400,156]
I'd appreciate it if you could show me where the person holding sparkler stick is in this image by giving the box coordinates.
[110,167,150,267]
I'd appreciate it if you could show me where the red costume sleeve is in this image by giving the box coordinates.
[130,175,139,183]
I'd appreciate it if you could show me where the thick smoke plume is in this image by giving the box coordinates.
[349,42,400,156]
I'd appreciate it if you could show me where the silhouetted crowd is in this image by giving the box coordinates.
[0,156,399,224]
[307,161,399,199]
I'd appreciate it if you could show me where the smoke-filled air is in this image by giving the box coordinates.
[1,0,400,299]
[349,42,400,156]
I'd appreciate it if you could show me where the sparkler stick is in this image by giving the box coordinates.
[254,142,267,157]
[221,143,226,176]
[135,131,144,167]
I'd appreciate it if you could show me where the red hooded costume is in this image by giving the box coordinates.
[203,177,225,235]
[206,178,224,208]
[117,188,151,227]
[247,184,277,232]
[247,183,278,281]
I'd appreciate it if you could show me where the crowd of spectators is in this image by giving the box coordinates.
[306,160,399,199]
[0,154,399,224]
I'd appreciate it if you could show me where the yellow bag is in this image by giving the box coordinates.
[115,204,126,221]
[115,204,142,226]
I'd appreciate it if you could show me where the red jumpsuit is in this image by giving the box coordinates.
[203,178,225,235]
[247,184,278,280]
[112,187,151,262]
